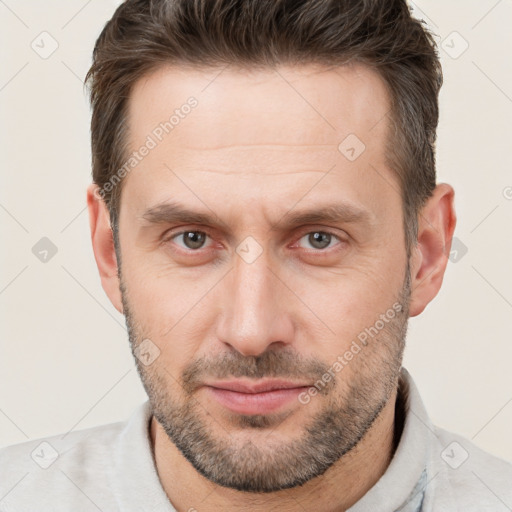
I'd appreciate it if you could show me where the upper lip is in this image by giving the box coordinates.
[204,379,311,394]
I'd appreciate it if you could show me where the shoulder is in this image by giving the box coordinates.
[398,368,512,511]
[428,425,512,510]
[0,419,126,511]
[0,418,125,472]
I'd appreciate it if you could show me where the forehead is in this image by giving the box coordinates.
[128,62,390,147]
[121,62,397,225]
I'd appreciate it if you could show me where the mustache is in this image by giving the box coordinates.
[181,347,333,394]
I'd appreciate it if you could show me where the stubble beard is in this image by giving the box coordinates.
[120,269,411,493]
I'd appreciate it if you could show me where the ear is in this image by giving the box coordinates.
[86,184,123,314]
[408,183,456,317]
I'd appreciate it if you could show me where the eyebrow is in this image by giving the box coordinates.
[140,200,373,231]
[273,203,373,231]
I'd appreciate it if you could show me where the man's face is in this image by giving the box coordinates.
[117,63,411,492]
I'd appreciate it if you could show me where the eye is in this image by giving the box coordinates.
[167,230,212,251]
[297,231,343,251]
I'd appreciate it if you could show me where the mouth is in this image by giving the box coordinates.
[202,379,312,415]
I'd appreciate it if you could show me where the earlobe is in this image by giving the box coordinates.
[86,184,123,314]
[408,183,457,317]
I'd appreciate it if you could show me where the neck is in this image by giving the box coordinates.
[150,386,401,512]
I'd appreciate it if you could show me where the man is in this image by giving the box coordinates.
[1,0,511,510]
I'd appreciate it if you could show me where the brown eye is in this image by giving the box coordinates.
[172,231,210,250]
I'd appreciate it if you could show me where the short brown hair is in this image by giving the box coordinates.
[85,0,442,255]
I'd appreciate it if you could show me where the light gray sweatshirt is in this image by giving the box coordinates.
[1,367,511,511]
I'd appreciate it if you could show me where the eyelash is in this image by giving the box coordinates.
[162,228,346,255]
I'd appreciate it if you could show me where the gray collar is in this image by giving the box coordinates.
[348,367,431,512]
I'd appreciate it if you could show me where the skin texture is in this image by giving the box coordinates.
[87,63,456,511]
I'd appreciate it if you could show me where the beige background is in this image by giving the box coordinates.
[1,0,511,464]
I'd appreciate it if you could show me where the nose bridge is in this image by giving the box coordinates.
[216,245,289,356]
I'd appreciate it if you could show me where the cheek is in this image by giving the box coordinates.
[123,249,209,313]
[289,265,406,369]
[122,261,220,367]
[296,262,401,323]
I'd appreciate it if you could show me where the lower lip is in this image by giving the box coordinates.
[205,386,309,415]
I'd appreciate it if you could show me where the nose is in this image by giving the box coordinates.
[215,247,294,357]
